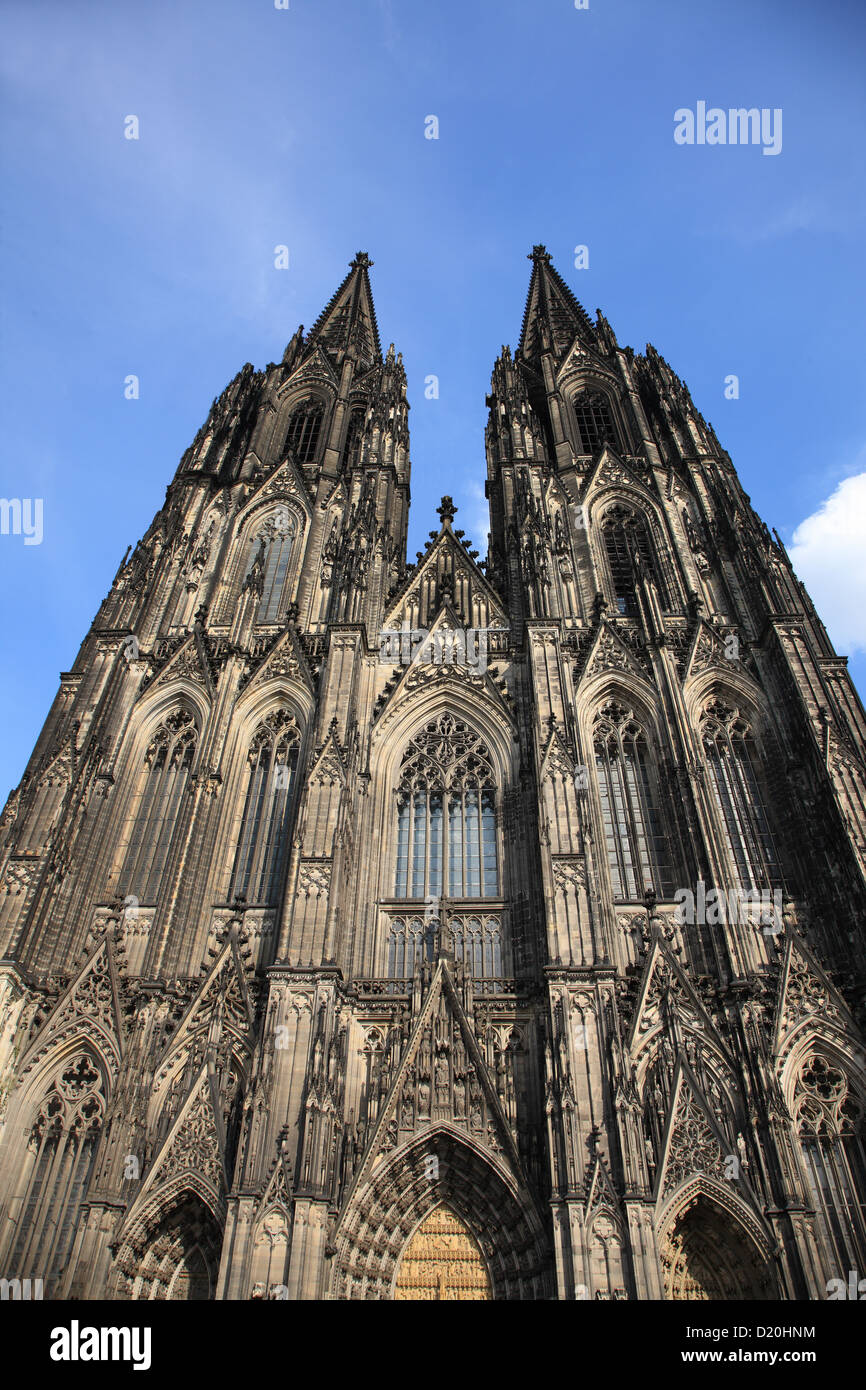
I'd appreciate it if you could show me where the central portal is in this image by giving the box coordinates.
[394,1205,492,1300]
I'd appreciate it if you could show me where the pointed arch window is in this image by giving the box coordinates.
[601,506,667,616]
[794,1052,866,1271]
[700,702,782,891]
[243,515,296,624]
[230,712,300,905]
[286,398,324,466]
[119,710,197,903]
[593,700,674,901]
[343,405,365,469]
[394,715,499,901]
[573,389,619,454]
[6,1053,104,1294]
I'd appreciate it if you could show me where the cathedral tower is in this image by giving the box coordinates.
[0,249,864,1300]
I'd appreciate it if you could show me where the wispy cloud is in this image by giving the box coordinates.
[719,180,866,245]
[722,195,828,244]
[376,0,401,59]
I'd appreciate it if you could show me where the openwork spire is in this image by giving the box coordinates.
[304,250,382,366]
[518,243,595,361]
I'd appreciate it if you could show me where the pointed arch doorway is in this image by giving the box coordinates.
[120,1192,223,1301]
[661,1195,775,1300]
[332,1129,552,1300]
[394,1205,492,1301]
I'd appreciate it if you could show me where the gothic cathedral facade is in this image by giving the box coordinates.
[1,248,865,1301]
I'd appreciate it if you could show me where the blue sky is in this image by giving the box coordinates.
[1,0,865,798]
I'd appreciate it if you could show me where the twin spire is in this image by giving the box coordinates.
[287,246,595,376]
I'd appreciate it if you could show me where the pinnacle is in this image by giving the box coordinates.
[436,496,457,527]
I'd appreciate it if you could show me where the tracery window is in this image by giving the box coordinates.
[700,701,782,891]
[387,912,503,980]
[794,1052,866,1270]
[393,714,499,900]
[601,506,667,616]
[593,700,674,901]
[243,514,296,625]
[387,915,438,978]
[573,389,619,454]
[230,711,300,904]
[285,398,324,465]
[343,405,365,469]
[7,1054,104,1293]
[119,710,197,903]
[450,914,503,977]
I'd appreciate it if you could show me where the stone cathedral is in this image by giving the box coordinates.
[1,247,865,1303]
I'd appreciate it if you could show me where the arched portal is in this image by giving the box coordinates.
[165,1242,212,1301]
[121,1192,222,1301]
[394,1205,492,1301]
[332,1130,552,1300]
[661,1195,775,1300]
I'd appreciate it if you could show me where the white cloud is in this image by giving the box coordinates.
[722,186,865,245]
[789,471,866,654]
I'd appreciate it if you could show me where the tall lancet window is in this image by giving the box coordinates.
[119,710,197,903]
[6,1053,104,1294]
[593,700,674,901]
[393,714,499,901]
[243,515,296,624]
[390,715,502,980]
[795,1052,866,1272]
[701,701,782,890]
[342,405,365,469]
[601,506,668,616]
[285,397,324,465]
[573,389,618,454]
[230,711,300,905]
